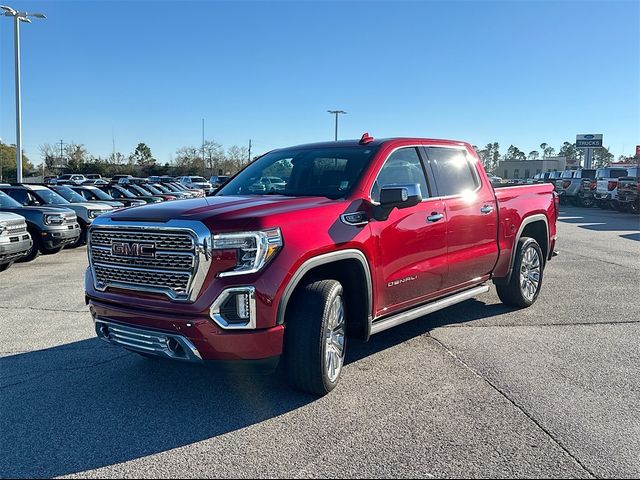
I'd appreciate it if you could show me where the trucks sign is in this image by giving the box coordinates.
[576,134,603,148]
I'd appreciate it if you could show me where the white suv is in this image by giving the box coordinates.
[179,176,213,195]
[595,166,629,210]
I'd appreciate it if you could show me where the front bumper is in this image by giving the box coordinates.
[41,223,81,250]
[0,232,32,263]
[88,299,285,362]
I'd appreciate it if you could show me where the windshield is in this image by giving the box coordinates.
[217,146,379,199]
[0,191,22,208]
[33,188,70,205]
[54,186,87,203]
[561,171,574,178]
[85,187,113,201]
[153,184,171,193]
[190,177,207,183]
[142,184,163,194]
[113,186,136,198]
[130,184,154,196]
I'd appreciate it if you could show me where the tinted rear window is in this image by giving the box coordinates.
[425,147,478,196]
[597,168,628,178]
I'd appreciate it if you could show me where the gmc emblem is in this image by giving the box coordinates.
[111,241,156,258]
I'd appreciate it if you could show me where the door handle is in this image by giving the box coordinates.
[480,205,495,214]
[427,213,444,222]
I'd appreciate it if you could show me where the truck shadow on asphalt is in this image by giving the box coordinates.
[558,208,640,241]
[0,299,511,478]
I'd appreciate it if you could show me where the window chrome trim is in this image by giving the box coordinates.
[209,286,257,330]
[88,217,212,303]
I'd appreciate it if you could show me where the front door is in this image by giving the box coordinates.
[369,147,448,317]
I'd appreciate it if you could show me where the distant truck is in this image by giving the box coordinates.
[86,135,559,395]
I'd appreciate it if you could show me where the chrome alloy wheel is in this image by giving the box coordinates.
[324,295,346,383]
[519,245,541,301]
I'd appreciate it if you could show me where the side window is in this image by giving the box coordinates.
[372,147,429,202]
[425,147,480,196]
[5,189,30,205]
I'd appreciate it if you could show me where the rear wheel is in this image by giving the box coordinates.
[284,279,346,396]
[496,237,544,308]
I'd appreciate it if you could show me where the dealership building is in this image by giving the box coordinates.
[498,156,569,179]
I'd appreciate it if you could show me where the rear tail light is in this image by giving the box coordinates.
[589,180,597,190]
[607,181,617,191]
[562,180,571,189]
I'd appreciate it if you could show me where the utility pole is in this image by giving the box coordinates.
[2,6,46,182]
[202,118,206,177]
[248,139,252,164]
[327,110,346,141]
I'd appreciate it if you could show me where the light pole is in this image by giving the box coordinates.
[327,110,346,141]
[1,6,46,183]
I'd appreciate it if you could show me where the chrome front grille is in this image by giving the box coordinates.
[4,224,27,235]
[88,221,212,302]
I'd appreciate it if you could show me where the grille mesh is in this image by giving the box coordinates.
[89,228,197,297]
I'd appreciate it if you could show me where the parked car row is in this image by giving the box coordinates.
[498,165,639,214]
[0,173,220,272]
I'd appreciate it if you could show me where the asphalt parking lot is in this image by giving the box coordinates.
[1,206,639,479]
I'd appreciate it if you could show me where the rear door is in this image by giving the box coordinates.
[423,146,499,289]
[369,146,447,315]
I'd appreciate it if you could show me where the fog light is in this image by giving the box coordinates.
[236,292,250,319]
[210,286,257,330]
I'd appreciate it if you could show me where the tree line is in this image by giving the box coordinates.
[473,141,619,174]
[36,140,253,179]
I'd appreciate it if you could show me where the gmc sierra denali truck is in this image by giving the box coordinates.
[86,135,558,395]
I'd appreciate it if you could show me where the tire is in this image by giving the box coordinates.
[65,226,86,249]
[596,200,609,209]
[17,229,40,263]
[284,279,347,396]
[578,196,595,208]
[631,202,639,215]
[42,246,63,255]
[496,237,544,308]
[0,262,12,272]
[611,200,625,212]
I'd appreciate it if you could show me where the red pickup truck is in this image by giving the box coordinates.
[85,135,558,395]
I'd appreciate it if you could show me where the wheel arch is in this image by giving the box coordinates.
[494,214,549,286]
[277,249,374,341]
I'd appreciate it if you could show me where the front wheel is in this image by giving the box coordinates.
[284,279,346,396]
[578,196,595,208]
[496,237,544,308]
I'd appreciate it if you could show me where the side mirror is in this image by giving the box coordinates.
[374,183,422,221]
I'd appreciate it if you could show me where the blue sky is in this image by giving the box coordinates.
[0,0,638,165]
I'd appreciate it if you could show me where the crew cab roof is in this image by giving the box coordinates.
[273,137,470,152]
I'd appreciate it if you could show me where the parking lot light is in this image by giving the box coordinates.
[1,5,47,183]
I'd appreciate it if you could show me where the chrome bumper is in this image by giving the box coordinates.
[94,318,202,362]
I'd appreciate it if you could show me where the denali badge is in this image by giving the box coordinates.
[387,275,417,287]
[111,241,156,258]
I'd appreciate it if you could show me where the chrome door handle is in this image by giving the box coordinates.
[427,213,444,222]
[480,205,494,214]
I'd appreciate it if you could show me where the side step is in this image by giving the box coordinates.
[370,284,490,335]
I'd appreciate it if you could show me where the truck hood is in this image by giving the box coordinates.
[109,195,339,224]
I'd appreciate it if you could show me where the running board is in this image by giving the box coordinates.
[370,284,490,335]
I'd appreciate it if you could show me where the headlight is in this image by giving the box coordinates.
[0,222,7,235]
[44,214,65,225]
[213,228,283,277]
[88,209,112,219]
